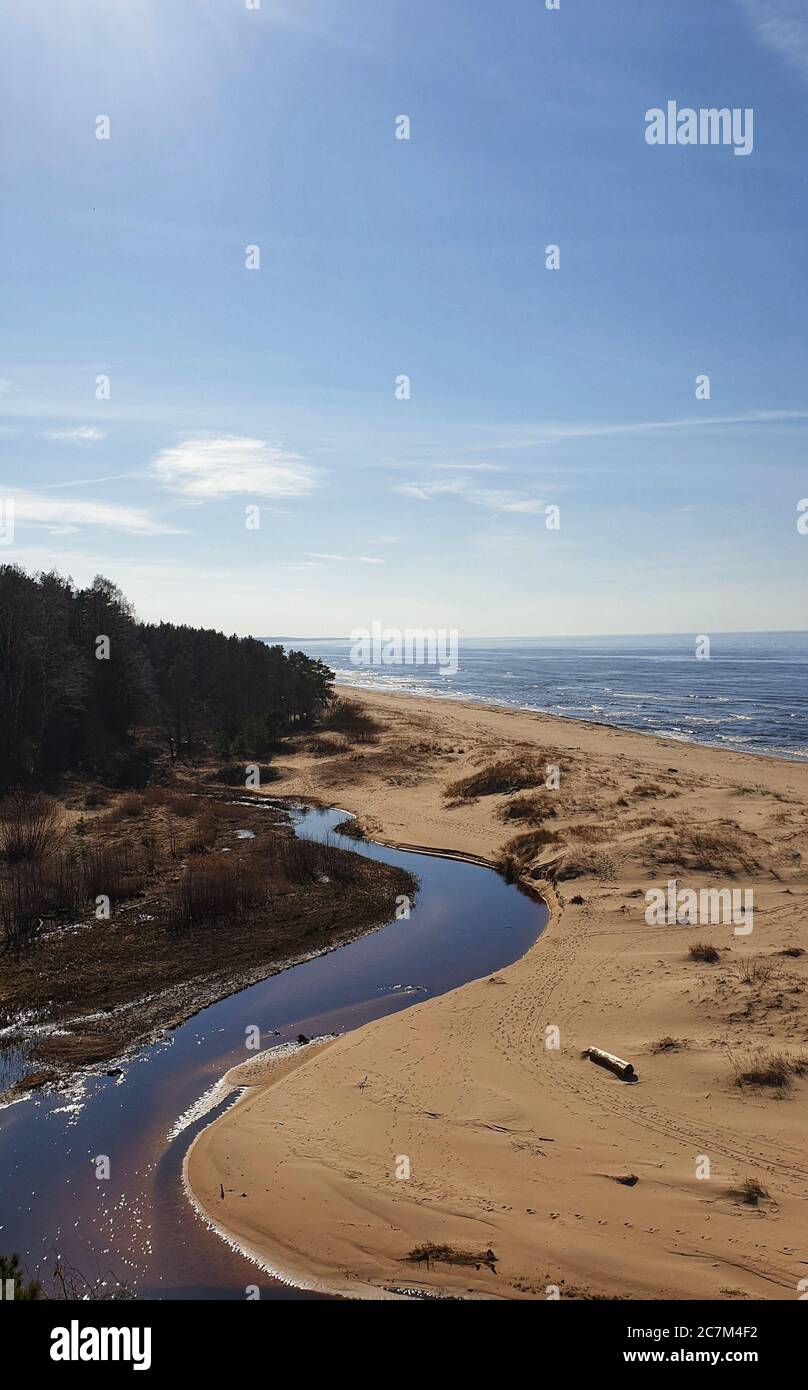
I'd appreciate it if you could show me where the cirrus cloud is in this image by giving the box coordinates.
[150,436,319,499]
[305,552,384,564]
[43,426,106,444]
[394,477,545,513]
[4,491,180,536]
[738,0,808,80]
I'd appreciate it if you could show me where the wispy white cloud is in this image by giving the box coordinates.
[394,479,466,503]
[3,491,180,536]
[43,425,105,444]
[150,436,319,499]
[493,497,547,514]
[434,462,503,473]
[38,472,138,489]
[738,0,808,80]
[375,458,503,474]
[394,477,545,513]
[306,552,384,565]
[472,409,808,452]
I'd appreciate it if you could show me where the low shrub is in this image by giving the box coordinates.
[0,792,62,863]
[184,809,221,853]
[105,793,144,822]
[405,1242,497,1271]
[688,941,720,964]
[448,758,546,801]
[320,698,381,744]
[656,825,761,875]
[735,957,779,987]
[499,826,559,871]
[167,852,268,932]
[208,763,276,789]
[556,849,616,882]
[163,792,197,817]
[82,788,109,811]
[310,734,351,757]
[730,1177,770,1207]
[498,793,555,823]
[733,1052,791,1089]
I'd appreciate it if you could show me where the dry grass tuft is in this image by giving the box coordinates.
[561,821,620,845]
[730,1177,770,1207]
[556,848,617,882]
[655,824,762,875]
[405,1242,497,1271]
[735,957,780,987]
[320,698,381,745]
[184,809,222,853]
[651,1036,687,1053]
[448,758,547,801]
[309,734,351,757]
[0,792,63,863]
[498,793,555,824]
[167,852,268,932]
[732,1050,808,1091]
[207,763,275,789]
[498,827,559,877]
[688,941,720,964]
[163,792,198,817]
[633,782,666,798]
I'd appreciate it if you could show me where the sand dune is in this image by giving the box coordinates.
[186,688,808,1300]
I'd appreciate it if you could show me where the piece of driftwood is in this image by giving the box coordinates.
[584,1047,637,1081]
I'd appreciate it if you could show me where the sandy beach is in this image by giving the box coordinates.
[186,687,808,1301]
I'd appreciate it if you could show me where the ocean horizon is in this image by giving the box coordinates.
[269,631,808,763]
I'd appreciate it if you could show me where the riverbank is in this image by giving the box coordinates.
[187,686,808,1300]
[0,787,413,1097]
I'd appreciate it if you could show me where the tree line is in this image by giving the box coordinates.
[0,564,334,789]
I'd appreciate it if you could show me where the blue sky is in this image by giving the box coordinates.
[1,0,807,637]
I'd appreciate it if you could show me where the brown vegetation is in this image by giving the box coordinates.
[651,1036,687,1053]
[0,792,62,863]
[655,825,764,875]
[498,793,556,823]
[556,848,618,882]
[730,1177,770,1207]
[735,957,780,987]
[168,851,268,932]
[0,785,415,1082]
[447,757,548,801]
[207,763,276,788]
[320,698,381,745]
[309,734,351,757]
[732,1050,808,1091]
[688,941,721,964]
[405,1242,497,1271]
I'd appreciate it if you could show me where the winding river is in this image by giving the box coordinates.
[0,803,547,1300]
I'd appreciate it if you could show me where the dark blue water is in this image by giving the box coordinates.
[0,804,546,1300]
[277,632,808,761]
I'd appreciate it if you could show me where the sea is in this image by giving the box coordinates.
[267,632,808,762]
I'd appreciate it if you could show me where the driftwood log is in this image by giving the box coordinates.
[584,1047,637,1081]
